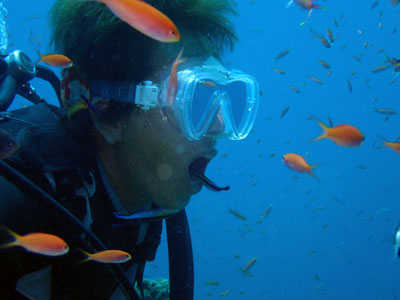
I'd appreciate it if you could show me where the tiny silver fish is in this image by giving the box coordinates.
[113,208,180,220]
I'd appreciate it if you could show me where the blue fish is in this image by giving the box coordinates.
[113,207,180,220]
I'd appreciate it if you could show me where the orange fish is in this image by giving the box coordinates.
[282,153,317,176]
[241,257,258,274]
[0,226,69,256]
[36,51,73,68]
[167,48,186,106]
[378,136,400,154]
[316,35,331,48]
[286,0,323,25]
[311,117,364,147]
[326,28,334,44]
[199,80,217,88]
[79,249,132,264]
[92,0,180,42]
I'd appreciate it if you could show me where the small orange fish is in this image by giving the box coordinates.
[316,35,331,48]
[326,28,334,44]
[80,249,132,264]
[280,105,290,119]
[347,79,353,93]
[242,257,258,274]
[372,65,390,73]
[286,0,323,25]
[92,0,180,42]
[287,86,300,94]
[318,60,331,69]
[309,75,323,84]
[273,68,286,74]
[311,117,364,147]
[167,48,186,106]
[199,80,217,88]
[36,51,73,68]
[378,136,400,154]
[275,49,290,61]
[0,226,69,256]
[228,208,247,221]
[282,153,317,176]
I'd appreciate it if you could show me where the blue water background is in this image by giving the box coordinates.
[5,0,400,299]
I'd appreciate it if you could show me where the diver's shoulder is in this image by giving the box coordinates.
[5,103,94,173]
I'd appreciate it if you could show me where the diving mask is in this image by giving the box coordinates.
[159,57,259,140]
[89,57,259,141]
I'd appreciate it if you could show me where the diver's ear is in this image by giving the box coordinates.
[89,98,123,144]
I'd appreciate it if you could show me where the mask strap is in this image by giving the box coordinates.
[90,80,159,110]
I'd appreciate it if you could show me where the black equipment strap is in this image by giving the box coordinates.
[0,160,141,300]
[166,209,194,300]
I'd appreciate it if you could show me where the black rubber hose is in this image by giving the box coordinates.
[166,209,194,300]
[35,65,62,107]
[0,75,17,111]
[0,160,140,300]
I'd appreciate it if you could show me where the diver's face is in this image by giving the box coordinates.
[120,107,217,209]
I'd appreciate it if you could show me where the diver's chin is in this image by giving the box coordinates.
[154,195,190,210]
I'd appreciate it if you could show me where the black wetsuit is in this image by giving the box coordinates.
[0,103,163,299]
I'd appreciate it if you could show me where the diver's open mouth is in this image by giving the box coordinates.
[189,157,210,176]
[188,157,230,192]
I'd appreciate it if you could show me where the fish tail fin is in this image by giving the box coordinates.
[175,47,184,63]
[0,225,19,248]
[311,132,327,142]
[35,49,43,65]
[312,4,322,9]
[0,225,20,239]
[376,135,389,148]
[77,248,91,264]
[383,53,390,60]
[243,271,254,278]
[300,9,313,26]
[307,166,320,181]
[310,117,329,142]
[286,0,294,8]
[308,166,316,175]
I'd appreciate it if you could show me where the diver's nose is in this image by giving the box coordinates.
[205,110,226,139]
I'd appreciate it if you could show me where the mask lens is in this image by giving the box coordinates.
[225,81,247,127]
[191,80,248,133]
[191,81,218,130]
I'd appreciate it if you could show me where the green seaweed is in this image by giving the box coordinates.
[49,0,238,81]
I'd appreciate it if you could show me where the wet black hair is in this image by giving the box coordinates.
[49,0,238,82]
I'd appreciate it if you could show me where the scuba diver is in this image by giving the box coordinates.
[0,0,259,299]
